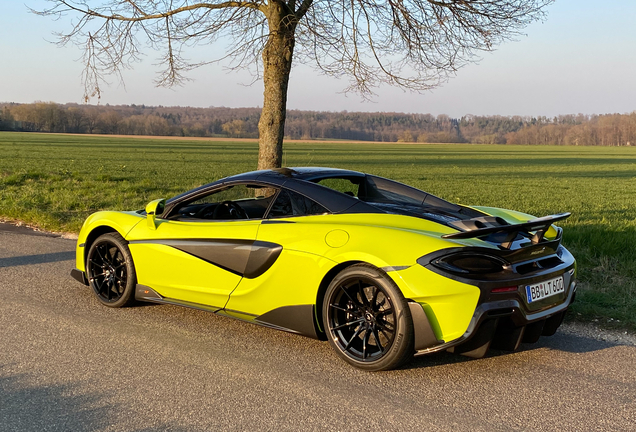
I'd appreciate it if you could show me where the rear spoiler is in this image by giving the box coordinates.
[442,212,571,249]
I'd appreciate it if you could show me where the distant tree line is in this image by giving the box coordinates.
[1,102,635,146]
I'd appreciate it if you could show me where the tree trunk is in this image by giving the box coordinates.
[257,3,296,170]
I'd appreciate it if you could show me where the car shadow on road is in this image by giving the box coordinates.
[530,331,625,353]
[406,351,474,369]
[1,371,114,432]
[0,369,190,431]
[401,331,627,370]
[0,251,75,268]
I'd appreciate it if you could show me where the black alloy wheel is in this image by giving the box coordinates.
[324,264,414,371]
[86,232,137,307]
[330,278,396,360]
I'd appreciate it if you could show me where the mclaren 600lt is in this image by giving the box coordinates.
[71,167,576,370]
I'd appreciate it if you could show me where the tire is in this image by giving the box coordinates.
[86,232,137,308]
[322,264,414,371]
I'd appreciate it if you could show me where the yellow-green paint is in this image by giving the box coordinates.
[76,207,555,345]
[75,210,145,272]
[227,250,336,316]
[388,265,480,342]
[127,218,261,308]
[145,198,166,230]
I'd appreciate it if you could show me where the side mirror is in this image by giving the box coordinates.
[145,198,166,230]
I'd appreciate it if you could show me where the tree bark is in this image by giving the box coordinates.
[257,2,296,170]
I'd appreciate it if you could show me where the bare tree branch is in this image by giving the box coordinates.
[34,0,554,168]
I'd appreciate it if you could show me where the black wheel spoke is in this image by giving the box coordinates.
[108,247,117,266]
[362,328,371,359]
[376,317,395,333]
[377,308,393,317]
[329,303,349,312]
[332,318,365,331]
[96,278,105,294]
[95,246,104,262]
[339,285,361,307]
[372,327,384,353]
[99,278,107,296]
[343,326,364,351]
[357,280,369,306]
[379,327,393,341]
[376,319,394,331]
[371,286,379,307]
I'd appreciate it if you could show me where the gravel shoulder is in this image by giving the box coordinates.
[560,322,636,346]
[0,218,78,240]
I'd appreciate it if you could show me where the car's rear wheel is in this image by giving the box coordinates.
[323,264,414,371]
[86,232,137,308]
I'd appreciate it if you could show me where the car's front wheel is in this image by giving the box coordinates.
[86,232,137,308]
[323,264,414,371]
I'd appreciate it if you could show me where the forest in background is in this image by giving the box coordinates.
[1,101,635,146]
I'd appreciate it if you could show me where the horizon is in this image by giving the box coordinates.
[2,101,634,119]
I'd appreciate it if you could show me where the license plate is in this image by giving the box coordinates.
[525,276,565,303]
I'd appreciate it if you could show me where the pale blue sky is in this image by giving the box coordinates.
[1,0,635,117]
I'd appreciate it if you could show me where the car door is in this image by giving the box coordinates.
[226,188,336,317]
[126,183,277,309]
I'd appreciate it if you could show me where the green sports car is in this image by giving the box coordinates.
[71,167,576,371]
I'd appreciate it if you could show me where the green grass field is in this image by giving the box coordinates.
[1,131,635,329]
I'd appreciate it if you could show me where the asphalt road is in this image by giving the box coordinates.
[1,226,635,432]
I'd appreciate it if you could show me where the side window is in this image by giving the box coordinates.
[268,189,328,218]
[188,185,253,204]
[175,184,278,220]
[359,175,425,205]
[316,178,360,197]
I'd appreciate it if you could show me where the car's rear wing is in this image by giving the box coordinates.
[442,212,571,250]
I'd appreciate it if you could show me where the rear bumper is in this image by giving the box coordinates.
[415,275,576,357]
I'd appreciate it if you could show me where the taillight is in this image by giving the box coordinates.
[429,254,507,275]
[491,286,518,293]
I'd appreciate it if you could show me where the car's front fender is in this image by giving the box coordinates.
[76,211,144,272]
